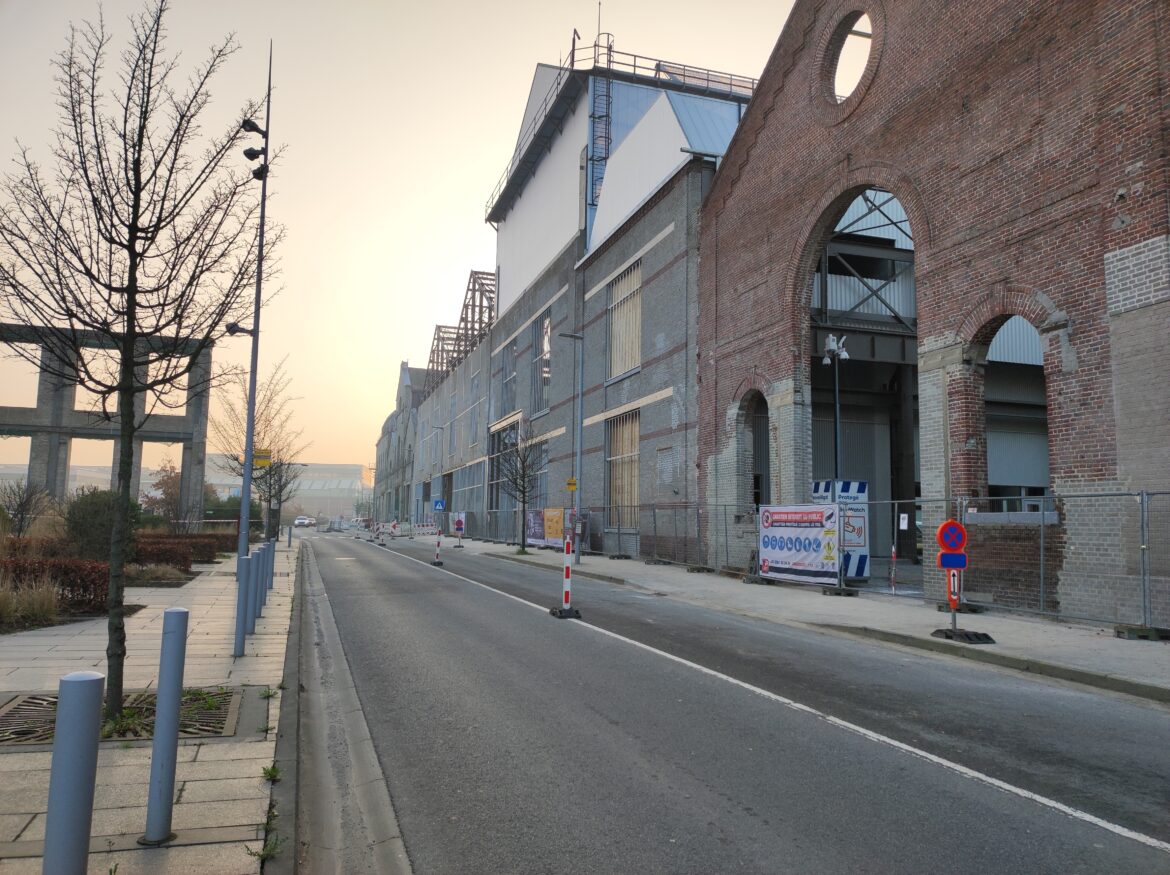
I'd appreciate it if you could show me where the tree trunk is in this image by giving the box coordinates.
[105,370,136,722]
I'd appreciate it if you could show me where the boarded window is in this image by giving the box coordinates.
[608,262,642,379]
[532,309,552,411]
[606,411,639,528]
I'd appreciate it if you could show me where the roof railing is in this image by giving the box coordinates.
[485,39,756,220]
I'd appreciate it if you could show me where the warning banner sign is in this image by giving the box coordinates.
[758,504,839,586]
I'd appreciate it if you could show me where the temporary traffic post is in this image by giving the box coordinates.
[550,537,582,619]
[931,518,994,644]
[431,531,443,567]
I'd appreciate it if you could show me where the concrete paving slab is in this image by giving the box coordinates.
[193,740,276,762]
[179,776,271,804]
[0,816,31,844]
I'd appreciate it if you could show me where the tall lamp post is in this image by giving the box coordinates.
[822,333,849,589]
[821,333,849,496]
[233,45,272,627]
[558,331,584,565]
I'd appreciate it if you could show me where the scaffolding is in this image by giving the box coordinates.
[423,270,497,397]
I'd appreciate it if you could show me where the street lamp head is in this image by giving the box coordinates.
[226,322,254,337]
[822,355,832,366]
[251,164,269,181]
[241,118,267,137]
[243,146,267,161]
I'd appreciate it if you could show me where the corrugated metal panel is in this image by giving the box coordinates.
[666,91,740,156]
[835,191,914,250]
[988,315,1043,365]
[988,427,1049,487]
[820,266,916,319]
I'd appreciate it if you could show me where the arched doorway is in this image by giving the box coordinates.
[984,316,1050,510]
[739,390,771,509]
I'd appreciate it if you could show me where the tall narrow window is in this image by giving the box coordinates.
[532,309,552,412]
[606,410,640,528]
[501,340,517,413]
[608,261,642,379]
[748,393,771,507]
[449,393,457,456]
[469,372,480,448]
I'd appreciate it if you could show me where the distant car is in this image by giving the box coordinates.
[294,516,309,527]
[307,517,317,527]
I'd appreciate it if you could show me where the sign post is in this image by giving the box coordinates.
[931,518,993,644]
[453,512,465,548]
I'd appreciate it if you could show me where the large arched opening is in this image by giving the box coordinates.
[808,187,917,572]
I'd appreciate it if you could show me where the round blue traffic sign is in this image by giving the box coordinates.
[936,519,967,552]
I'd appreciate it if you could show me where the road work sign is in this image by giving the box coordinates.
[758,504,839,586]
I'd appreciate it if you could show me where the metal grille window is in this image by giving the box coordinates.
[501,340,517,413]
[532,309,552,412]
[488,425,517,512]
[606,410,639,528]
[607,261,642,379]
[449,394,457,456]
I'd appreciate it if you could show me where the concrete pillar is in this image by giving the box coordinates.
[178,349,211,530]
[28,343,77,502]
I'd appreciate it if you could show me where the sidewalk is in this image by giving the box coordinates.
[0,541,298,875]
[437,537,1170,703]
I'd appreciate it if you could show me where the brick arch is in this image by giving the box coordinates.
[783,163,932,358]
[730,373,770,412]
[956,284,1061,347]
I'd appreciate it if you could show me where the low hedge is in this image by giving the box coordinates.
[139,532,237,557]
[133,541,193,573]
[0,558,109,614]
[2,538,72,559]
[137,536,215,563]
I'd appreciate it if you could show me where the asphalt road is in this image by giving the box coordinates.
[306,532,1170,874]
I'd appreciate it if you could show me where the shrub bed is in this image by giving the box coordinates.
[133,541,193,573]
[138,533,219,561]
[2,538,72,559]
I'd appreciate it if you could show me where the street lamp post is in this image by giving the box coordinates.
[822,333,849,589]
[232,45,272,655]
[558,331,584,565]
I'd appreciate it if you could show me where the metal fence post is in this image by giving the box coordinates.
[1039,494,1047,612]
[141,607,189,845]
[267,539,277,590]
[44,670,105,875]
[724,506,730,571]
[1140,490,1151,628]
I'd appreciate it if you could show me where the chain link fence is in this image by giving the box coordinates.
[388,492,1169,628]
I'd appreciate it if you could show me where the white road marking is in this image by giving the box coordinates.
[366,541,1170,855]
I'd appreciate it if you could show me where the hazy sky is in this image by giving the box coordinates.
[0,0,795,469]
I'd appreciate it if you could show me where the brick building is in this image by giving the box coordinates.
[698,0,1169,621]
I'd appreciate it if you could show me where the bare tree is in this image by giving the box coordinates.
[0,0,277,719]
[209,357,308,538]
[0,480,55,538]
[491,420,545,554]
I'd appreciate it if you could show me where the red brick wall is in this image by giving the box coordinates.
[698,0,1170,503]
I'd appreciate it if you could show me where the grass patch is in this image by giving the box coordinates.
[0,572,58,631]
[262,763,281,782]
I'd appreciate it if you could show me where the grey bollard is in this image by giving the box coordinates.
[267,538,276,590]
[287,526,292,548]
[255,544,267,610]
[141,607,189,846]
[43,670,105,875]
[233,555,248,658]
[244,555,258,635]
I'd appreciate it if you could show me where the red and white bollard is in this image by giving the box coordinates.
[550,537,581,619]
[431,532,443,567]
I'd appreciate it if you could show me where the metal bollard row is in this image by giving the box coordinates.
[233,538,279,658]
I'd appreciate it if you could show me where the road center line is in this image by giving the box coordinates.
[369,541,1170,855]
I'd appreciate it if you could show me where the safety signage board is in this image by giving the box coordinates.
[757,504,839,586]
[433,499,446,512]
[452,512,466,535]
[566,477,577,492]
[811,481,870,578]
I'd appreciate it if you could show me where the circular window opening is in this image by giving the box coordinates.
[830,13,872,103]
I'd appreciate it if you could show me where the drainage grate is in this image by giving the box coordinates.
[0,688,240,745]
[932,628,996,645]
